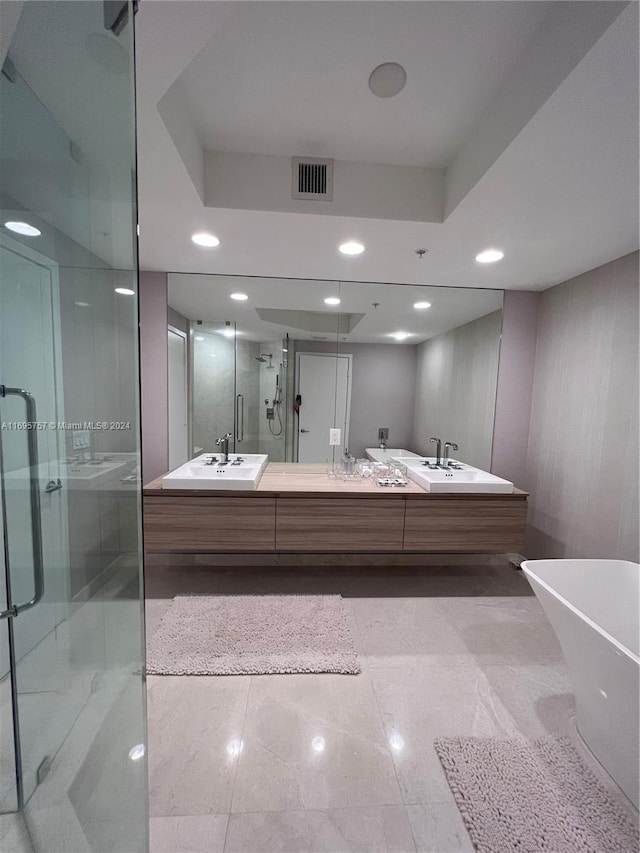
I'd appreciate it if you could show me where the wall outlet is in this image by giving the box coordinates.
[378,427,389,442]
[329,428,341,446]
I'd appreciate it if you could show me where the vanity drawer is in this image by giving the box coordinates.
[144,496,276,551]
[403,498,527,551]
[275,498,405,551]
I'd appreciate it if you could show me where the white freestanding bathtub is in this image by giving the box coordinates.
[522,559,639,808]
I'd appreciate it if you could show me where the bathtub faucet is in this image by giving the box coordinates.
[215,432,232,462]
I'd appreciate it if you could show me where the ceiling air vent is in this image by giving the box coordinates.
[292,157,333,201]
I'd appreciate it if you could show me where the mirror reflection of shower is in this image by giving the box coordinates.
[259,353,284,436]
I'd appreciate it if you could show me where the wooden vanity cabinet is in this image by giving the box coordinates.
[275,498,405,551]
[144,496,276,551]
[403,496,528,552]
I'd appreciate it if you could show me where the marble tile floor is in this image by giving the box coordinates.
[145,559,635,853]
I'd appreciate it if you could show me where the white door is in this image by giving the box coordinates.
[168,328,188,469]
[296,353,351,462]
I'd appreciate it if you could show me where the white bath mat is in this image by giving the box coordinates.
[435,735,638,853]
[146,594,361,675]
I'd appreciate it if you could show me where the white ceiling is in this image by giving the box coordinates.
[136,1,639,291]
[179,2,551,168]
[168,273,503,344]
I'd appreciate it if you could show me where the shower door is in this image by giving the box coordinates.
[0,2,148,850]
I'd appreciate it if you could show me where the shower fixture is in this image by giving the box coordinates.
[255,353,274,368]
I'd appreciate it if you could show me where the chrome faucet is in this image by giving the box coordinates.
[429,437,442,466]
[443,441,459,466]
[215,432,232,462]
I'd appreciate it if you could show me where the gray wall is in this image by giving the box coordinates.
[491,290,541,487]
[294,340,418,458]
[524,251,639,561]
[168,306,188,334]
[411,311,502,470]
[139,271,168,482]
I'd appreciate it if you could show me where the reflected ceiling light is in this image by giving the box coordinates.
[388,733,405,752]
[475,248,504,264]
[191,231,220,248]
[226,739,244,757]
[230,292,248,301]
[389,331,412,341]
[75,301,91,308]
[114,287,135,296]
[324,297,341,306]
[128,743,145,761]
[209,353,217,358]
[413,301,431,310]
[368,62,407,98]
[194,335,205,342]
[311,736,326,753]
[222,328,236,337]
[4,221,41,237]
[339,241,364,256]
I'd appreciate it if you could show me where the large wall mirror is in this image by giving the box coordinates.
[167,274,504,470]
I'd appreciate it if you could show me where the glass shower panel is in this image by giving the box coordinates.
[191,321,238,456]
[252,340,287,461]
[0,2,147,851]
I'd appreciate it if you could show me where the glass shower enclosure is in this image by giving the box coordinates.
[190,321,290,461]
[0,2,147,850]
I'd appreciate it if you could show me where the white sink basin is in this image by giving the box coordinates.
[64,461,130,489]
[365,448,421,463]
[162,453,269,491]
[404,459,514,493]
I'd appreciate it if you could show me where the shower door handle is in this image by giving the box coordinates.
[236,394,244,443]
[0,386,45,619]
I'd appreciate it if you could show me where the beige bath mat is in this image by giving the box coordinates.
[435,735,638,852]
[147,594,360,675]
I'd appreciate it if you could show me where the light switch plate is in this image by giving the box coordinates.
[72,430,91,450]
[329,428,341,445]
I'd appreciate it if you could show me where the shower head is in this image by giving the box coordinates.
[255,356,267,363]
[256,353,274,367]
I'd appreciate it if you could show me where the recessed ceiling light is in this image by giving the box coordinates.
[74,301,91,308]
[368,62,407,98]
[226,739,244,757]
[324,297,341,306]
[413,301,431,310]
[222,328,236,338]
[191,232,220,248]
[194,335,205,342]
[339,241,365,256]
[4,220,41,237]
[114,287,135,296]
[389,331,412,341]
[475,248,504,264]
[230,292,248,301]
